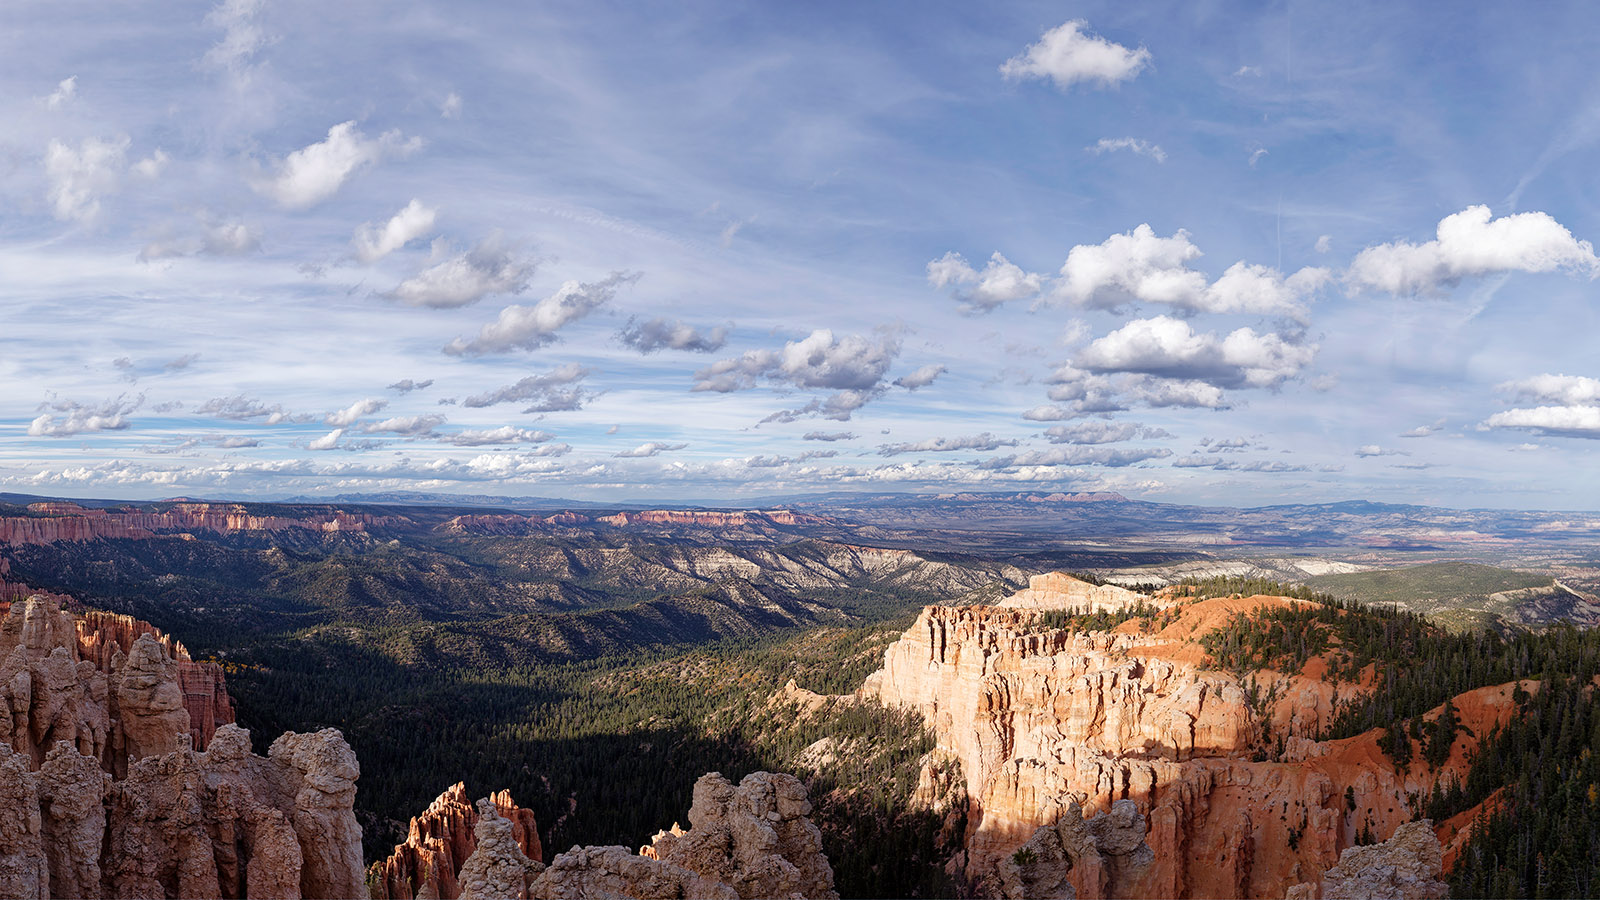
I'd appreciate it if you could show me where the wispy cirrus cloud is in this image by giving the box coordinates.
[461,363,598,413]
[1087,137,1166,163]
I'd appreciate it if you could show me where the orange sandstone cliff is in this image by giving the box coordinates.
[865,574,1510,899]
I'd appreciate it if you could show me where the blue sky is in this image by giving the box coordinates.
[3,0,1599,507]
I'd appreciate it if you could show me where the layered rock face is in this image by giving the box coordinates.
[867,576,1489,899]
[1286,820,1449,900]
[438,772,836,900]
[371,783,542,900]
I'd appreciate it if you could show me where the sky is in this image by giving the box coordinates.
[3,1,1600,508]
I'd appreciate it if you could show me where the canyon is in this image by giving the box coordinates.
[1,592,843,900]
[866,573,1503,898]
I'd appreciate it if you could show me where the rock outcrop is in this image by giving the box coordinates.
[372,783,542,900]
[0,595,230,774]
[0,593,364,900]
[444,772,835,900]
[2,723,364,900]
[985,799,1154,900]
[1285,820,1449,900]
[867,575,1500,898]
[995,572,1160,613]
[645,772,838,900]
[76,609,235,750]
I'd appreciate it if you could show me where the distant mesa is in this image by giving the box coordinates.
[0,501,406,546]
[438,508,832,535]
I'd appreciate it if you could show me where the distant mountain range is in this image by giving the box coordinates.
[6,489,1600,557]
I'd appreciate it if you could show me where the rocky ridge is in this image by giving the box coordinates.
[396,771,838,900]
[0,595,364,900]
[995,572,1160,612]
[866,574,1508,898]
[1285,819,1449,900]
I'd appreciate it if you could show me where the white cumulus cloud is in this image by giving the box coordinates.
[617,317,728,353]
[445,271,640,354]
[353,199,437,263]
[389,236,536,309]
[1347,206,1600,295]
[926,251,1044,312]
[1482,373,1600,438]
[307,428,344,450]
[1000,20,1150,90]
[258,121,421,210]
[1076,315,1316,389]
[1045,422,1173,444]
[694,329,900,394]
[1053,225,1325,322]
[894,364,946,390]
[614,441,687,458]
[28,396,141,437]
[41,76,77,110]
[440,427,555,446]
[324,398,388,426]
[878,433,1019,456]
[461,363,597,413]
